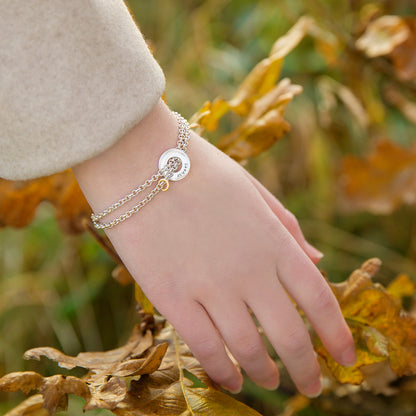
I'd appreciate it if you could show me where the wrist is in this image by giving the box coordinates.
[72,99,179,214]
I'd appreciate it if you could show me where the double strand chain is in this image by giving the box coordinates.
[91,112,191,230]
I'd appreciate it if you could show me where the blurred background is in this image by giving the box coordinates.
[1,0,416,414]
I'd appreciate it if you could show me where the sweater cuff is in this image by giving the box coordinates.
[0,0,166,180]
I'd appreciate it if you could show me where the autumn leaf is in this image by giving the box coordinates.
[3,394,48,416]
[387,274,416,300]
[190,18,308,162]
[356,15,416,80]
[314,258,416,385]
[113,324,261,416]
[2,321,260,415]
[228,16,312,115]
[0,170,90,234]
[190,98,230,133]
[389,18,416,80]
[356,15,410,57]
[0,372,90,415]
[218,79,302,161]
[339,140,416,214]
[24,326,165,378]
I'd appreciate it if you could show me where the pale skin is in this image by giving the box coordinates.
[73,99,356,397]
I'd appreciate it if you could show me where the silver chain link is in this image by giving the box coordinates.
[91,112,190,230]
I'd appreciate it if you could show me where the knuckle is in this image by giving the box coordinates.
[298,367,321,391]
[234,339,264,362]
[213,368,240,387]
[312,284,336,312]
[279,327,311,357]
[284,209,299,229]
[194,337,222,362]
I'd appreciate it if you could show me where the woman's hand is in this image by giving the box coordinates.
[73,100,356,397]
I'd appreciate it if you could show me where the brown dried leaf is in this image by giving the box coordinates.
[356,15,416,80]
[4,321,261,415]
[389,18,416,80]
[4,394,48,416]
[339,140,416,214]
[112,264,135,286]
[0,372,44,395]
[314,258,416,385]
[0,170,90,234]
[83,377,127,411]
[0,372,90,415]
[360,361,398,395]
[113,324,261,416]
[356,15,410,57]
[24,326,160,378]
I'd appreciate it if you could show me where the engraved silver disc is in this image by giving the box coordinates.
[158,148,191,181]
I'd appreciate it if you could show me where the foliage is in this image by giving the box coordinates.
[0,323,261,416]
[2,0,416,415]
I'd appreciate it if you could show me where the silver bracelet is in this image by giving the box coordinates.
[91,112,191,230]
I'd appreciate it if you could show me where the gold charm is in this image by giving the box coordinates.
[158,178,170,191]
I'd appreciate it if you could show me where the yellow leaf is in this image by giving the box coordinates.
[189,99,230,132]
[387,274,416,300]
[218,79,302,161]
[135,283,155,315]
[314,259,416,384]
[229,17,311,116]
[339,140,416,214]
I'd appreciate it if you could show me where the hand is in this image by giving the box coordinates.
[73,100,356,397]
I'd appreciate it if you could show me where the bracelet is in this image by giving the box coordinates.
[91,112,191,230]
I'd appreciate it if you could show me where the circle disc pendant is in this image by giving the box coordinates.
[158,148,191,181]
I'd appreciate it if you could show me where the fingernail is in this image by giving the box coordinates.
[304,379,322,398]
[223,383,242,394]
[260,375,280,391]
[341,345,357,367]
[306,242,324,261]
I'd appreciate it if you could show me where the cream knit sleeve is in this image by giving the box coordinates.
[0,0,166,180]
